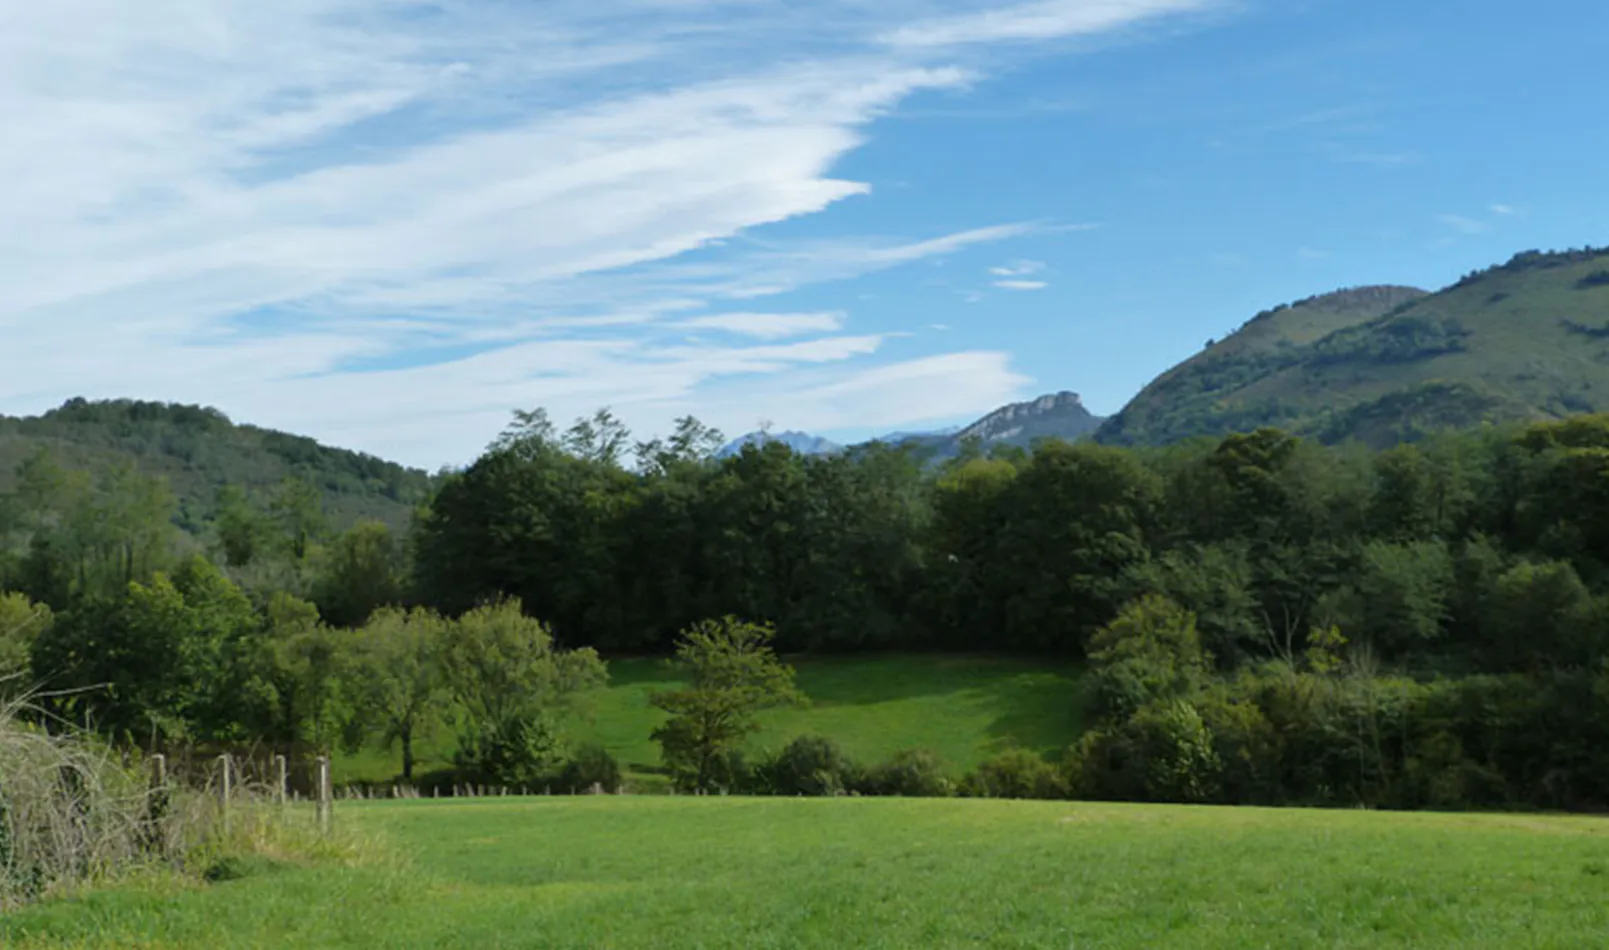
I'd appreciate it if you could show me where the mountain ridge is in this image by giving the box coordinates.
[1098,246,1609,448]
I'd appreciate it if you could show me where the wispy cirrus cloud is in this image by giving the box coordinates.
[674,312,846,340]
[1436,213,1492,236]
[0,0,1226,466]
[992,279,1049,291]
[990,259,1045,277]
[884,0,1221,48]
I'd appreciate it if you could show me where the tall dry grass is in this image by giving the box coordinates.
[0,690,368,908]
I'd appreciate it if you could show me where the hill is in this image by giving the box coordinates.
[1098,247,1609,447]
[0,398,436,535]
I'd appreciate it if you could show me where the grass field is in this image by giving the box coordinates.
[335,654,1084,786]
[5,797,1609,948]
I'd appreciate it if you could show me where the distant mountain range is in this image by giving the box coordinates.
[716,430,845,458]
[717,391,1105,462]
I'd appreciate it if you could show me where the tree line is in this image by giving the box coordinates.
[6,406,1609,809]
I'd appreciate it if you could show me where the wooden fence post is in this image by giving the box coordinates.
[218,754,232,831]
[316,755,332,833]
[274,754,288,805]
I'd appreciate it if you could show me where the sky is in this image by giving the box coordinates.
[3,0,1608,469]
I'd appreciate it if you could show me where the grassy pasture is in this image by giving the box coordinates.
[335,653,1084,787]
[6,797,1609,948]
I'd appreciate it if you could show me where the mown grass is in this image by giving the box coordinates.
[5,796,1609,948]
[335,653,1083,786]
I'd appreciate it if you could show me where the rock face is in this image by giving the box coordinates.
[955,391,1100,446]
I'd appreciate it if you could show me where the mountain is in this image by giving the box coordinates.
[878,391,1105,460]
[0,398,436,535]
[1098,247,1609,448]
[875,425,963,444]
[717,430,844,459]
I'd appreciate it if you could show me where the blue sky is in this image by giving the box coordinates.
[3,0,1607,468]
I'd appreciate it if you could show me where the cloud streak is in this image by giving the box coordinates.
[884,0,1219,48]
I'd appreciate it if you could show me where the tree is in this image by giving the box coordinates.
[350,606,445,780]
[247,592,353,753]
[214,485,270,568]
[487,407,559,461]
[1085,595,1210,721]
[269,476,325,563]
[0,592,51,697]
[438,599,607,785]
[650,616,804,791]
[563,408,631,467]
[314,520,404,627]
[635,415,726,476]
[28,556,259,744]
[987,441,1160,652]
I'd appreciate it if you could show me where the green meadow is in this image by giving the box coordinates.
[7,797,1609,949]
[335,654,1084,787]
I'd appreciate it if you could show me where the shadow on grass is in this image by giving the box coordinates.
[979,673,1084,761]
[781,653,1073,708]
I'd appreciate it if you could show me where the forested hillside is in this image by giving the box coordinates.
[0,398,435,534]
[1100,248,1609,447]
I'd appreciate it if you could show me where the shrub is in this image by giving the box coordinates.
[453,715,566,788]
[759,735,861,796]
[959,749,1067,800]
[858,749,954,798]
[556,744,622,794]
[1069,700,1222,803]
[1086,595,1210,721]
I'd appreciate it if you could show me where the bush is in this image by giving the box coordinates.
[858,749,954,798]
[556,744,622,794]
[453,715,566,789]
[1086,595,1211,721]
[959,749,1067,800]
[758,735,861,796]
[1069,700,1222,803]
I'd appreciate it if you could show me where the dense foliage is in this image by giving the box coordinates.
[9,400,1609,810]
[0,398,436,536]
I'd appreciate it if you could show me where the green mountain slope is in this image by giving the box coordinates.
[0,398,435,534]
[1098,247,1609,447]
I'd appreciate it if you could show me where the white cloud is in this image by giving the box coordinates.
[1490,203,1520,216]
[990,259,1045,277]
[993,279,1049,291]
[1436,213,1491,236]
[0,0,1223,467]
[675,312,846,339]
[884,0,1219,48]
